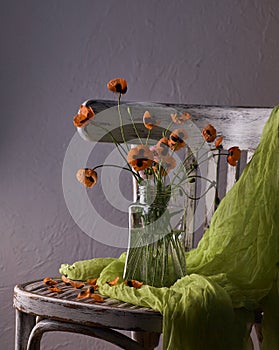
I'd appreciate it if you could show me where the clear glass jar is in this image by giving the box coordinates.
[123,183,187,287]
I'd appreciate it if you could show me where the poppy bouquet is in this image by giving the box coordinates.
[73,78,241,287]
[74,78,241,190]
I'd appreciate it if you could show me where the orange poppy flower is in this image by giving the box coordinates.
[156,137,169,157]
[168,129,187,151]
[170,112,191,124]
[215,136,223,148]
[73,105,95,128]
[153,155,176,176]
[127,145,154,171]
[76,168,98,188]
[202,124,217,142]
[161,155,176,171]
[107,78,127,94]
[227,146,241,166]
[143,111,160,130]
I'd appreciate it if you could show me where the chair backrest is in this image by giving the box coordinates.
[79,100,272,249]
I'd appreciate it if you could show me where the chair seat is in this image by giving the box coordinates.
[13,279,162,350]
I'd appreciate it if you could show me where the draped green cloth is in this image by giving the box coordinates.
[60,106,279,349]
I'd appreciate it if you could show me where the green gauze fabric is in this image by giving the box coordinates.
[60,106,279,349]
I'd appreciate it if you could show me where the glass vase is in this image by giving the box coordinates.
[123,182,187,287]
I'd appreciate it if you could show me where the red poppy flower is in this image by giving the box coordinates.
[73,105,95,128]
[76,168,98,188]
[127,145,154,171]
[202,124,217,142]
[168,129,187,151]
[107,78,127,94]
[227,146,241,166]
[143,111,160,130]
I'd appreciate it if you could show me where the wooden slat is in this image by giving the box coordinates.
[189,149,254,248]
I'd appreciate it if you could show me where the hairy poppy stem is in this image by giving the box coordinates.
[145,128,151,146]
[127,107,143,144]
[93,164,142,182]
[118,94,129,151]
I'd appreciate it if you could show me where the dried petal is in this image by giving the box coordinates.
[124,279,143,289]
[70,281,85,289]
[61,275,72,285]
[61,275,85,289]
[48,286,63,293]
[91,294,105,302]
[131,280,143,289]
[77,290,90,299]
[107,276,120,286]
[87,278,98,286]
[43,277,57,286]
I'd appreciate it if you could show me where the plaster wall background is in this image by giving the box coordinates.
[1,1,279,349]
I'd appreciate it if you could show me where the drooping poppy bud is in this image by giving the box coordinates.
[215,136,224,148]
[76,168,98,188]
[107,78,127,94]
[73,105,95,127]
[143,111,160,130]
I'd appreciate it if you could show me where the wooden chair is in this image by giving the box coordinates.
[13,101,272,349]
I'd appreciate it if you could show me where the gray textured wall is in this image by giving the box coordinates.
[1,1,279,349]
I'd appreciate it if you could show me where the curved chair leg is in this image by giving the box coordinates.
[27,319,145,350]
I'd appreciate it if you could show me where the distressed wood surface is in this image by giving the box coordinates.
[191,148,254,247]
[15,309,36,350]
[76,99,272,149]
[14,280,162,333]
